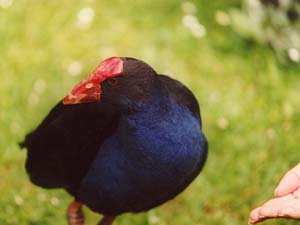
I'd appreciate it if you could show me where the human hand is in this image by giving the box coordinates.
[248,163,300,224]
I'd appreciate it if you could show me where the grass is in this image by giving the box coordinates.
[1,0,300,224]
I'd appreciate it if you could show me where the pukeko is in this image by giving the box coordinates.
[20,57,208,225]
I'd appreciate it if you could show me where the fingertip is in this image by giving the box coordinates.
[248,219,254,225]
[248,215,264,225]
[249,207,259,217]
[248,216,258,225]
[274,188,282,197]
[249,207,261,224]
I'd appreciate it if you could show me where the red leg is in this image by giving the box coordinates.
[67,201,85,225]
[97,216,115,225]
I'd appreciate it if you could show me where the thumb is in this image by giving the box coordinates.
[274,163,300,197]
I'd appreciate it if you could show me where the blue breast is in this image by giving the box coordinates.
[78,98,207,215]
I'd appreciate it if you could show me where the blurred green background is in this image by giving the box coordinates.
[1,0,300,224]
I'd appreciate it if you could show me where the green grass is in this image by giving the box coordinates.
[1,0,300,224]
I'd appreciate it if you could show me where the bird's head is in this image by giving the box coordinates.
[63,57,158,110]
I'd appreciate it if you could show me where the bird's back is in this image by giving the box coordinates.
[158,74,202,125]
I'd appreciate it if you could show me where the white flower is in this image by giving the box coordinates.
[0,0,13,8]
[182,14,206,38]
[215,10,231,26]
[34,79,46,94]
[148,215,160,224]
[217,117,229,129]
[190,23,206,38]
[247,0,261,9]
[77,7,95,29]
[182,14,198,27]
[288,48,300,62]
[14,195,24,206]
[68,61,83,76]
[50,197,60,206]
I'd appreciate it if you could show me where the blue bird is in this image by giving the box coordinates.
[20,57,208,225]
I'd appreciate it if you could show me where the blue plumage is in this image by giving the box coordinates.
[79,94,207,215]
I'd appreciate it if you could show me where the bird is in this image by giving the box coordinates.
[20,56,208,225]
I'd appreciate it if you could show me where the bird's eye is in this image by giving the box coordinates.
[107,78,119,86]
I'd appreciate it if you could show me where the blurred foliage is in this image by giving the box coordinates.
[230,0,300,64]
[1,0,300,225]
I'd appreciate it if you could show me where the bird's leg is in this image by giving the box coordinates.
[97,215,115,225]
[67,201,85,225]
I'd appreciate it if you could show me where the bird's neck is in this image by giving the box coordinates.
[119,88,171,134]
[117,84,197,151]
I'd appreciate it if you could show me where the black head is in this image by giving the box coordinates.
[101,57,159,110]
[63,57,159,111]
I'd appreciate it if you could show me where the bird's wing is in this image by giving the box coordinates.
[21,101,119,195]
[158,74,202,127]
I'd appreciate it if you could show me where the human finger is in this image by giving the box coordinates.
[248,207,266,224]
[248,194,295,224]
[274,164,300,197]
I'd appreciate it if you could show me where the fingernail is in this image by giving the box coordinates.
[248,220,254,225]
[258,215,265,219]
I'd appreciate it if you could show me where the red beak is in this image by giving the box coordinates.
[63,57,123,105]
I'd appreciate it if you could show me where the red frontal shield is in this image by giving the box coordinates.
[63,56,123,105]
